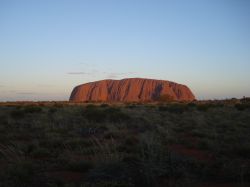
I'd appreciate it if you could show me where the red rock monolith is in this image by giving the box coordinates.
[69,78,195,102]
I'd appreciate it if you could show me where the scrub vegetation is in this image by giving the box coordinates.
[0,99,250,187]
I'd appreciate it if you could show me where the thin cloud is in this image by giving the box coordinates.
[67,70,137,78]
[127,71,137,74]
[36,84,54,87]
[106,74,120,79]
[9,90,17,93]
[16,92,36,95]
[67,69,100,75]
[105,72,137,79]
[79,62,92,66]
[67,72,89,75]
[90,69,99,73]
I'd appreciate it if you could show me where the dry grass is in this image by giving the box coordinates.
[0,99,250,187]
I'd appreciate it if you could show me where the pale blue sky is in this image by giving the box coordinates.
[0,0,250,101]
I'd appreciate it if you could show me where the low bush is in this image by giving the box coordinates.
[158,104,188,114]
[66,159,93,172]
[84,107,107,123]
[100,104,109,108]
[235,104,250,111]
[125,104,137,109]
[65,138,93,149]
[196,104,211,112]
[0,161,44,187]
[83,107,130,123]
[86,104,97,109]
[1,102,250,186]
[87,161,131,183]
[48,107,57,114]
[23,106,42,113]
[187,102,196,108]
[0,115,8,126]
[105,108,130,123]
[10,109,26,119]
[30,147,51,158]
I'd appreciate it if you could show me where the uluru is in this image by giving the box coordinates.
[69,78,195,102]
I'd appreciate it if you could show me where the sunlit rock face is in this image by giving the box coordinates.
[69,78,195,102]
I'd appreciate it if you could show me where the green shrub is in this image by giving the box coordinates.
[233,144,250,158]
[132,134,170,186]
[66,159,93,172]
[100,104,109,108]
[103,131,124,140]
[187,102,196,108]
[158,105,168,111]
[30,147,51,158]
[105,108,130,123]
[124,136,139,146]
[240,97,250,103]
[83,107,107,123]
[235,104,250,111]
[0,115,8,126]
[83,107,130,123]
[48,107,57,114]
[87,161,131,183]
[10,109,25,119]
[86,104,97,109]
[220,159,250,183]
[39,138,64,149]
[196,104,211,112]
[23,106,42,113]
[1,101,250,186]
[197,140,211,150]
[81,181,134,187]
[158,104,188,114]
[65,138,93,149]
[53,103,64,108]
[0,161,41,187]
